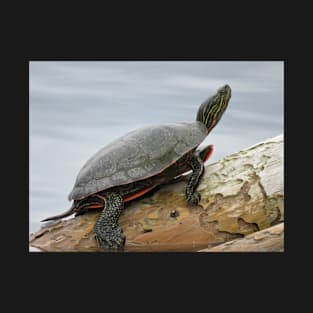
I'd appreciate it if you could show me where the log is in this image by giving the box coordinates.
[198,223,284,252]
[29,134,284,252]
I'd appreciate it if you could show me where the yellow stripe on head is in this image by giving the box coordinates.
[196,85,231,133]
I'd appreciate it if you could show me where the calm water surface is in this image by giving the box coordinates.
[29,61,284,234]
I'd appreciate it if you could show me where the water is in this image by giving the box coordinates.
[29,61,284,234]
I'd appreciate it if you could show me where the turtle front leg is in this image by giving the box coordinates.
[94,192,126,249]
[185,154,204,206]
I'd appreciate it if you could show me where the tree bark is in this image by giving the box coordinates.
[199,223,284,252]
[29,134,284,252]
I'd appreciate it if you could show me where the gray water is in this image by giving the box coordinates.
[29,61,284,234]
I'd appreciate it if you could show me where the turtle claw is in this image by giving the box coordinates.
[187,191,201,206]
[95,225,126,250]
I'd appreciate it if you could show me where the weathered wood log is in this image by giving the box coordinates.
[198,223,284,252]
[29,134,284,252]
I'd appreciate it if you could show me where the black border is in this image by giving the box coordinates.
[3,5,300,303]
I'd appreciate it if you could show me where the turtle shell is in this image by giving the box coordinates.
[68,121,208,201]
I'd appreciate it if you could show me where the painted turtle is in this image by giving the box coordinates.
[42,84,232,249]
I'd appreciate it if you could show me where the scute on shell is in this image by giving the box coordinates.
[68,122,207,200]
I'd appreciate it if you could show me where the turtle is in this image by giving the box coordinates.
[42,84,232,249]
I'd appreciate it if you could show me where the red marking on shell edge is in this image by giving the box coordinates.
[70,135,207,201]
[83,203,103,209]
[204,144,214,162]
[124,186,156,202]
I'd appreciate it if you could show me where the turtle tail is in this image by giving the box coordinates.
[41,203,76,222]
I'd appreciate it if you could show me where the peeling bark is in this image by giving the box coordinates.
[29,134,284,252]
[198,223,284,252]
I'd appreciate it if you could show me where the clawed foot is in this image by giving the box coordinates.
[187,191,201,206]
[94,225,126,249]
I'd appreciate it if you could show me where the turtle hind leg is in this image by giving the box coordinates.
[185,154,204,206]
[94,192,126,249]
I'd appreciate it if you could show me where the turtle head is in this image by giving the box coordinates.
[196,84,231,133]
